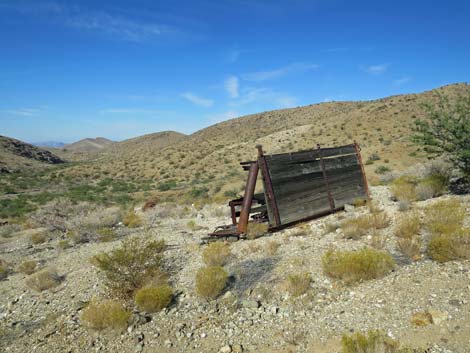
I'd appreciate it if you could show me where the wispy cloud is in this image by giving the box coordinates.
[224,76,239,98]
[181,92,214,107]
[242,62,319,82]
[231,87,297,108]
[393,76,412,86]
[226,48,243,63]
[2,107,44,116]
[99,108,164,114]
[362,63,390,75]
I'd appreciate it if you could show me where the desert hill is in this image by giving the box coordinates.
[61,83,470,199]
[63,137,114,153]
[0,135,65,173]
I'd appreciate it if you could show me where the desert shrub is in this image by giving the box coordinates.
[425,199,465,236]
[195,266,228,300]
[18,260,39,275]
[265,241,281,256]
[370,231,386,249]
[342,213,390,239]
[427,228,470,263]
[341,330,399,353]
[394,212,420,239]
[352,198,367,207]
[322,248,395,284]
[375,165,391,174]
[290,223,311,237]
[31,231,47,245]
[367,153,381,162]
[134,284,173,312]
[187,219,203,232]
[91,237,166,298]
[123,210,143,228]
[323,221,340,234]
[26,268,62,292]
[286,272,311,298]
[84,206,122,229]
[57,239,71,249]
[397,201,410,212]
[246,222,268,239]
[397,236,422,261]
[202,242,231,266]
[369,212,390,229]
[0,224,21,238]
[390,176,418,202]
[96,227,117,242]
[81,299,131,331]
[0,259,9,280]
[415,183,435,201]
[30,198,80,232]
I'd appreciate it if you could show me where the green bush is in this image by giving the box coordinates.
[322,248,395,284]
[81,299,131,331]
[134,284,173,312]
[91,237,166,298]
[195,266,228,300]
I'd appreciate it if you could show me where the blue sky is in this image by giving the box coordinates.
[1,0,469,143]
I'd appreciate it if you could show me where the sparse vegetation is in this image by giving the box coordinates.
[91,237,166,298]
[123,210,143,228]
[246,222,268,239]
[427,227,470,263]
[286,272,311,297]
[0,259,9,280]
[18,260,39,275]
[134,284,173,312]
[81,299,131,331]
[341,212,390,239]
[30,231,47,245]
[394,212,420,239]
[425,199,465,236]
[195,266,228,300]
[202,242,231,266]
[26,268,62,292]
[341,330,400,353]
[265,240,281,256]
[322,248,395,284]
[390,176,418,202]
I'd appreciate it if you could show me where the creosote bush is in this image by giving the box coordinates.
[91,237,166,298]
[81,299,131,331]
[134,284,173,312]
[18,260,38,275]
[195,266,228,300]
[123,210,143,228]
[26,268,62,292]
[286,272,311,298]
[322,248,395,284]
[202,242,231,266]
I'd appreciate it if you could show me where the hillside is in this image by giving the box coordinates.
[62,83,470,200]
[0,136,65,173]
[64,137,114,153]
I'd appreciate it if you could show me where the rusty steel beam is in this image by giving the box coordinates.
[237,161,259,234]
[256,145,281,227]
[354,141,371,202]
[228,201,237,225]
[317,144,335,211]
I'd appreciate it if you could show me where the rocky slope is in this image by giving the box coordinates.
[1,187,469,353]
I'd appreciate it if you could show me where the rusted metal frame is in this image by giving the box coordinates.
[268,207,344,232]
[237,161,259,234]
[256,145,281,227]
[354,141,371,202]
[317,144,335,211]
[228,201,237,225]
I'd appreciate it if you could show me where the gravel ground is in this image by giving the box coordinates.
[1,186,469,353]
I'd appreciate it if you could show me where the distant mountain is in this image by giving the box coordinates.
[64,137,114,153]
[33,141,66,148]
[0,135,65,173]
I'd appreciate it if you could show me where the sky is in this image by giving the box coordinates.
[1,0,469,143]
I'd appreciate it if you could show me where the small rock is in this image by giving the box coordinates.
[219,345,232,353]
[232,343,244,352]
[242,300,260,309]
[344,204,355,212]
[429,310,448,325]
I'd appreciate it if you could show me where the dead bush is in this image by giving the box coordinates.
[123,210,143,228]
[286,272,311,298]
[265,241,281,256]
[370,231,386,249]
[341,212,389,239]
[394,212,420,239]
[290,223,311,237]
[26,268,62,292]
[81,299,130,331]
[322,248,395,284]
[134,284,173,312]
[18,260,39,275]
[246,222,268,239]
[195,266,228,300]
[323,221,340,234]
[84,206,122,229]
[397,235,422,261]
[202,242,231,266]
[96,228,117,242]
[91,237,166,298]
[425,199,465,236]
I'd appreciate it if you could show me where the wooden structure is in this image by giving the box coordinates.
[208,142,370,239]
